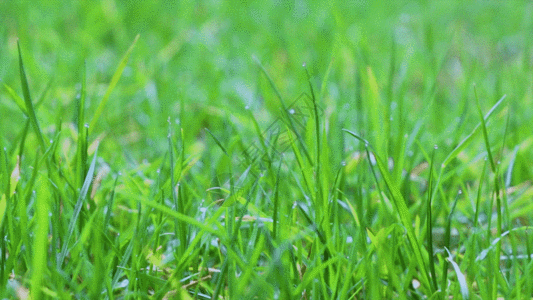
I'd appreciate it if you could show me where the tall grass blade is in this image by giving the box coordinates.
[76,61,88,188]
[31,174,51,299]
[441,191,460,293]
[3,78,52,119]
[253,56,312,164]
[473,86,496,172]
[474,88,505,284]
[364,66,387,160]
[343,129,433,293]
[58,144,99,267]
[205,127,229,157]
[0,147,11,229]
[111,235,134,289]
[442,95,505,168]
[3,83,27,116]
[473,159,488,227]
[17,41,46,150]
[445,248,469,299]
[272,159,282,240]
[103,175,119,230]
[426,146,438,291]
[89,34,140,134]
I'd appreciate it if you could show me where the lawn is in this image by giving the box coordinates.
[1,1,533,299]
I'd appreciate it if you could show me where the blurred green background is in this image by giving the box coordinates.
[1,0,532,179]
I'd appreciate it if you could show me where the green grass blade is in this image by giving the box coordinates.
[473,86,496,172]
[442,94,505,168]
[253,56,312,164]
[103,175,119,230]
[31,174,51,299]
[138,196,227,239]
[426,146,438,291]
[89,34,140,134]
[58,144,99,267]
[304,63,321,165]
[441,191,460,294]
[205,127,229,157]
[0,147,10,230]
[111,235,134,289]
[473,159,488,227]
[3,83,27,115]
[445,248,469,299]
[364,66,387,160]
[168,128,187,255]
[318,54,335,100]
[17,41,46,150]
[3,78,52,119]
[272,159,282,240]
[76,61,88,188]
[343,129,433,293]
[474,88,505,285]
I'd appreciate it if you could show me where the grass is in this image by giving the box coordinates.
[1,1,533,299]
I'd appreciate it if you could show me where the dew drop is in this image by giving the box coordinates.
[245,105,250,110]
[341,161,346,166]
[289,108,295,115]
[434,145,438,150]
[84,123,89,128]
[302,62,306,67]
